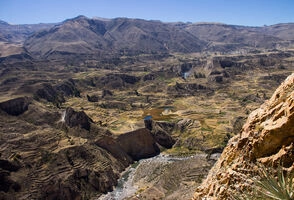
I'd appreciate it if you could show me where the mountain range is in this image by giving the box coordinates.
[1,15,294,60]
[0,15,294,200]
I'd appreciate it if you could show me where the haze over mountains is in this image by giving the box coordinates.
[1,15,294,60]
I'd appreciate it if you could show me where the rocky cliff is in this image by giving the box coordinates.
[193,73,294,199]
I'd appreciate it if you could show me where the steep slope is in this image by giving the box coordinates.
[258,23,294,41]
[193,73,294,199]
[0,20,55,59]
[24,16,205,59]
[184,23,287,52]
[1,16,294,60]
[0,97,162,199]
[24,16,109,58]
[104,18,205,54]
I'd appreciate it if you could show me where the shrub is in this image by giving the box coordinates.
[255,165,294,200]
[234,164,294,200]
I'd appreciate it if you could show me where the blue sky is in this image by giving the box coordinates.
[0,0,293,26]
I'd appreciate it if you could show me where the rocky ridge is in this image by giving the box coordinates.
[1,16,294,60]
[193,73,294,199]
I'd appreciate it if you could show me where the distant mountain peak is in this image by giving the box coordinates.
[0,20,9,25]
[73,15,88,20]
[62,15,89,23]
[1,15,294,59]
[193,22,226,25]
[93,17,111,21]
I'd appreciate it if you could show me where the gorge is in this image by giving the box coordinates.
[0,16,294,199]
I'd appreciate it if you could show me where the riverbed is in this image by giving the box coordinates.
[97,153,213,200]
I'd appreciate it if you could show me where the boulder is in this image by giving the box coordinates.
[117,128,160,160]
[0,97,31,116]
[64,107,93,131]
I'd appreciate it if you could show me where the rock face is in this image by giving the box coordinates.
[34,80,80,106]
[95,136,133,166]
[193,73,294,199]
[64,107,93,130]
[35,83,64,104]
[144,119,176,149]
[117,128,160,160]
[0,97,31,116]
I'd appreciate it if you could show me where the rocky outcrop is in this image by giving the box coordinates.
[167,82,213,97]
[0,97,31,116]
[35,83,65,105]
[95,136,133,166]
[87,94,99,102]
[193,73,294,199]
[55,79,80,97]
[144,119,176,149]
[34,80,80,106]
[117,128,160,160]
[97,74,140,89]
[64,107,93,131]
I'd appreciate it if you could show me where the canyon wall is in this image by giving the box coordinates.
[193,73,294,199]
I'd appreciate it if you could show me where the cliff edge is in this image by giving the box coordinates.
[193,73,294,199]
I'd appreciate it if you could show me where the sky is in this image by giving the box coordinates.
[0,0,293,26]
